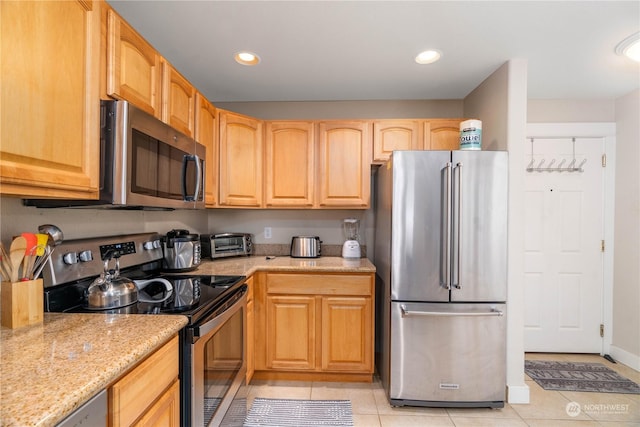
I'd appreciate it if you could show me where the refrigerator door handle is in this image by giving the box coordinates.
[400,305,504,317]
[440,162,452,290]
[452,161,463,289]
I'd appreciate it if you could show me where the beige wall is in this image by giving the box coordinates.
[528,99,615,123]
[0,197,208,244]
[464,59,530,403]
[613,89,640,365]
[463,63,509,151]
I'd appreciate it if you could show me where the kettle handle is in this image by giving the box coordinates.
[134,278,173,303]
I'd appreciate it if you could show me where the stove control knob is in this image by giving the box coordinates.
[63,252,79,265]
[79,250,93,262]
[153,239,162,249]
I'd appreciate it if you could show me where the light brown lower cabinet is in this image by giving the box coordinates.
[109,335,180,427]
[254,272,374,382]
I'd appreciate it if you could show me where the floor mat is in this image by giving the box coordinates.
[525,360,640,394]
[244,398,353,427]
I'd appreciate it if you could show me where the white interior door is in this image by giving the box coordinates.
[523,137,604,353]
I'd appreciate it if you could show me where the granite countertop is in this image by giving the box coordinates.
[0,313,187,427]
[194,255,376,277]
[0,256,373,426]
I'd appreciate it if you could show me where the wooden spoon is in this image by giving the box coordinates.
[9,236,27,283]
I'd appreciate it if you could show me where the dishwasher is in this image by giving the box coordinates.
[56,390,107,427]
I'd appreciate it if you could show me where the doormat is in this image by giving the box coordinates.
[525,360,640,394]
[244,398,353,427]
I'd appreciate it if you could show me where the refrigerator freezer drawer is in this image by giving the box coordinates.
[390,302,506,407]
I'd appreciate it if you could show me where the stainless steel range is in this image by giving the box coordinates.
[42,233,248,427]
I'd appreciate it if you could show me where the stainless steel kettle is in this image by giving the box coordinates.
[86,252,137,310]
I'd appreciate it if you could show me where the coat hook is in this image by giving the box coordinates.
[577,158,587,171]
[547,159,556,171]
[557,159,566,170]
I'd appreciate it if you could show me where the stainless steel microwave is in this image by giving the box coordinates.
[25,100,205,210]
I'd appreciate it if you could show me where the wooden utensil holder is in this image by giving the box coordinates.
[1,279,43,328]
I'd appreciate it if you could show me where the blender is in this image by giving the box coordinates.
[341,218,361,259]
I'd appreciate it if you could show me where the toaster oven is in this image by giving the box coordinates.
[201,233,253,259]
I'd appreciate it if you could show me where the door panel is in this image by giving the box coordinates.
[523,137,604,353]
[390,302,506,404]
[390,151,451,302]
[451,151,508,302]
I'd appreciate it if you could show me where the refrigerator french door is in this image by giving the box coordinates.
[375,150,508,408]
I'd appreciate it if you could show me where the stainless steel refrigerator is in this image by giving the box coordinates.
[374,150,508,408]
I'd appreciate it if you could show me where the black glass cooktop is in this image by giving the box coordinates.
[44,274,246,325]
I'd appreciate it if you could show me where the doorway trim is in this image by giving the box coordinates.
[526,123,616,356]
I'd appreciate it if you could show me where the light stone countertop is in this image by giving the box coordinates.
[0,256,374,427]
[0,313,187,427]
[193,255,376,276]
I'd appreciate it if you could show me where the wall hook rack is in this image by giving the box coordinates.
[526,138,586,173]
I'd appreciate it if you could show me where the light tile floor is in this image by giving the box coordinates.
[247,353,640,426]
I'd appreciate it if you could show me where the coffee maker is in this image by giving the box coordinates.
[341,218,361,259]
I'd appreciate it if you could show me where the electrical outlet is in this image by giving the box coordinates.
[264,227,272,239]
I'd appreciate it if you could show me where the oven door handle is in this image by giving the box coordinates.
[189,287,247,343]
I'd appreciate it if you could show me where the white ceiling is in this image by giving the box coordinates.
[108,1,640,103]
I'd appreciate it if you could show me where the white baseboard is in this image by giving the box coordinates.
[609,345,640,372]
[507,384,530,404]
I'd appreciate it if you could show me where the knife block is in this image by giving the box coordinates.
[1,279,43,328]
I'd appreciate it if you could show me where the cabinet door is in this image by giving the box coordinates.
[133,380,180,427]
[162,61,195,138]
[219,111,263,207]
[265,121,315,207]
[0,0,100,198]
[106,8,162,117]
[266,295,316,370]
[424,119,463,150]
[195,93,218,207]
[110,336,179,427]
[321,297,373,372]
[317,121,371,208]
[372,120,422,164]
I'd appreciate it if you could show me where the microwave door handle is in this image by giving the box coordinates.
[182,154,202,202]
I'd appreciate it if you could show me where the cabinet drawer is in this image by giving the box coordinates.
[109,336,179,427]
[266,274,372,296]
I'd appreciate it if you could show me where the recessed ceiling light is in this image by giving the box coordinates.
[415,49,442,65]
[615,32,640,62]
[234,51,260,66]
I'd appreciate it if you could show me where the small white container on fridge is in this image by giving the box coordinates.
[459,119,482,150]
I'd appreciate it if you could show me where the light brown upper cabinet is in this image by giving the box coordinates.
[372,120,423,164]
[161,61,196,138]
[106,8,162,118]
[317,121,371,208]
[218,110,264,207]
[0,0,101,199]
[425,119,464,150]
[194,93,217,207]
[265,121,315,208]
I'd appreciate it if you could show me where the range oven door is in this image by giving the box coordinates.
[185,286,247,427]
